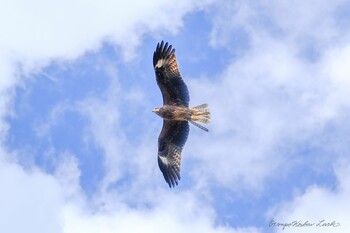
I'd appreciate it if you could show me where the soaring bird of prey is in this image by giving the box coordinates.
[152,41,211,188]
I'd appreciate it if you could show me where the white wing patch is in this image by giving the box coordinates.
[159,154,169,166]
[155,58,165,69]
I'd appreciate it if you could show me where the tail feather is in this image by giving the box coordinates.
[191,104,211,124]
[189,121,209,132]
[193,104,208,110]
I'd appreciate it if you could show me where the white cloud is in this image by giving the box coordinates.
[0,148,259,233]
[54,152,83,202]
[186,37,321,191]
[76,77,128,191]
[0,152,63,233]
[0,0,213,66]
[62,191,260,233]
[183,0,350,193]
[0,0,214,143]
[34,101,73,138]
[0,60,17,142]
[268,159,350,232]
[209,0,350,48]
[318,44,350,118]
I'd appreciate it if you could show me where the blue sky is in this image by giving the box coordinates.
[1,1,350,233]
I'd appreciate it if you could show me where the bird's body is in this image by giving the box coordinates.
[153,104,210,123]
[152,41,210,188]
[153,105,191,121]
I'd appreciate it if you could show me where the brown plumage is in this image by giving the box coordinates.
[152,41,211,188]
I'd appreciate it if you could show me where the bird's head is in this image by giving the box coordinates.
[152,107,161,116]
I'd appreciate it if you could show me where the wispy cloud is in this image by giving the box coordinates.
[183,0,350,194]
[269,159,350,232]
[61,191,260,233]
[0,156,63,233]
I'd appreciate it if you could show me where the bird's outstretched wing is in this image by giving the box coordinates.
[158,120,189,188]
[153,41,190,107]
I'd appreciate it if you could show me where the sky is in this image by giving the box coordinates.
[1,0,350,232]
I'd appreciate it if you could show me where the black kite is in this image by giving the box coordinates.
[152,41,211,188]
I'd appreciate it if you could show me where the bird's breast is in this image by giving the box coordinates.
[160,106,191,121]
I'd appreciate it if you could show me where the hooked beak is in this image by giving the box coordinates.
[152,108,160,113]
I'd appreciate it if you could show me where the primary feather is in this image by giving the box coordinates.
[153,41,190,107]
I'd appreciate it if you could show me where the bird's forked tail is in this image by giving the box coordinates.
[189,104,210,132]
